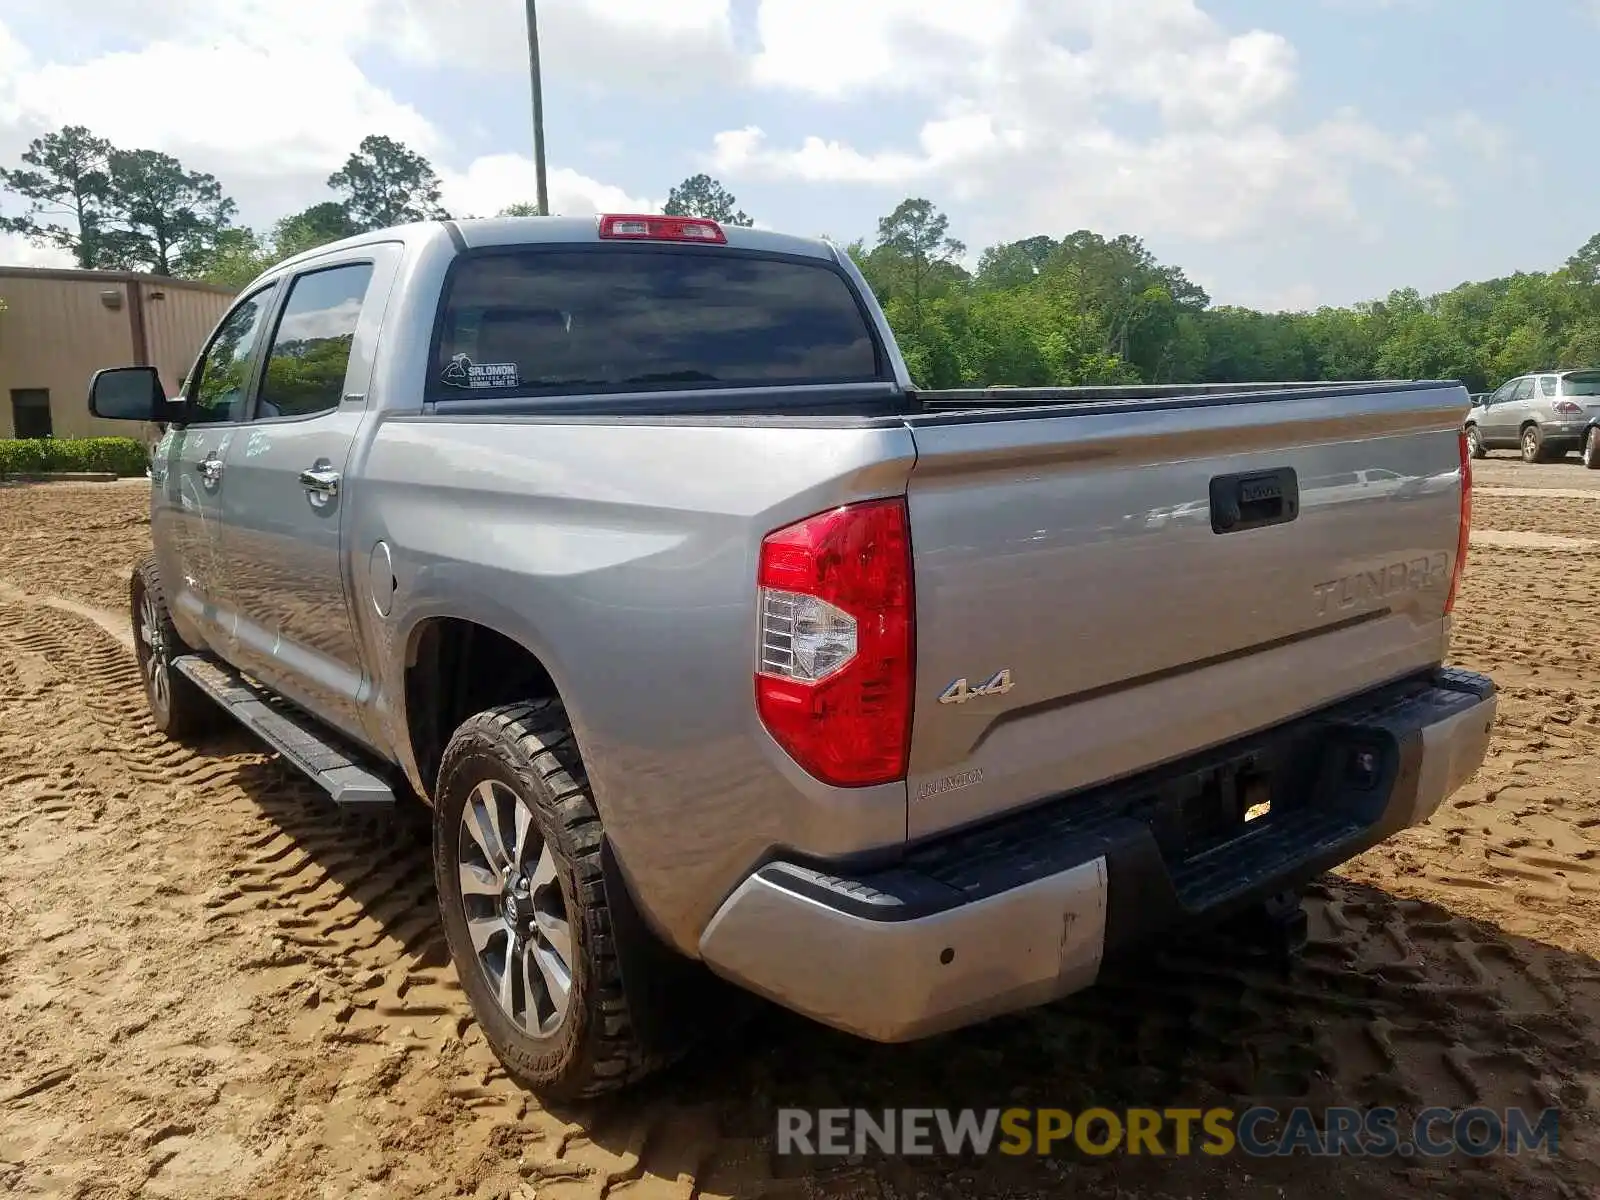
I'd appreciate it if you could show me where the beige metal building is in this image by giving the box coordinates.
[0,267,235,440]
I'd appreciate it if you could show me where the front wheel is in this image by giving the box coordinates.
[1465,424,1486,460]
[434,700,665,1100]
[1584,427,1600,470]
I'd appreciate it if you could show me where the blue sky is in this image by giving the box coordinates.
[1,0,1597,310]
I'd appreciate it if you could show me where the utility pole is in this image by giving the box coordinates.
[525,0,549,216]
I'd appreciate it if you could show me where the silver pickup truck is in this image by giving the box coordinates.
[88,214,1496,1100]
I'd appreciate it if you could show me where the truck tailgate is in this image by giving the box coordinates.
[902,383,1468,839]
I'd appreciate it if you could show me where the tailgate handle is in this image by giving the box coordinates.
[1210,468,1299,534]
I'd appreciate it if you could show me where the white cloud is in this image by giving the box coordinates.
[4,37,436,221]
[751,0,1022,98]
[720,0,1446,249]
[751,0,1295,123]
[0,229,73,268]
[0,6,652,259]
[366,0,742,91]
[439,154,656,219]
[0,0,740,85]
[0,30,438,237]
[1258,282,1323,313]
[1447,111,1508,164]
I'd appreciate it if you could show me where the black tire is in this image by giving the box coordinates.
[434,700,665,1100]
[1584,427,1600,471]
[130,555,221,742]
[1521,424,1549,464]
[1465,423,1487,460]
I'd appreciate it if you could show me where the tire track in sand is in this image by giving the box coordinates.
[0,597,751,1199]
[2,582,1596,1198]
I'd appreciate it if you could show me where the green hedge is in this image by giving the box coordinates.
[0,436,149,477]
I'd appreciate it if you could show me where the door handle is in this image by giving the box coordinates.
[1209,467,1299,534]
[199,455,224,485]
[299,466,341,497]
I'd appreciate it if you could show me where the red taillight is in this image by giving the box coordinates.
[1446,429,1471,614]
[1554,400,1583,416]
[598,213,727,244]
[755,499,914,788]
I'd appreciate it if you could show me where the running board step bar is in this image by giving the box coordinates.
[172,655,396,810]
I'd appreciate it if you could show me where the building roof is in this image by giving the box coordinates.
[0,265,235,295]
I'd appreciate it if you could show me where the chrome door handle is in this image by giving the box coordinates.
[199,456,224,485]
[299,466,341,496]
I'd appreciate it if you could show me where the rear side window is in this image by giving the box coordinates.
[431,248,882,397]
[1563,371,1600,396]
[256,263,375,419]
[1540,376,1558,397]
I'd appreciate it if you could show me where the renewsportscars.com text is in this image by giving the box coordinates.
[776,1106,1560,1159]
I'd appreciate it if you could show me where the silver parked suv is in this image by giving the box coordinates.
[1464,368,1600,466]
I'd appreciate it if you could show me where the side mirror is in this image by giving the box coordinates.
[88,366,167,421]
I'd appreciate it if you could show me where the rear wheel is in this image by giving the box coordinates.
[434,700,666,1100]
[1521,424,1548,464]
[1465,424,1486,460]
[1584,427,1600,470]
[130,556,220,742]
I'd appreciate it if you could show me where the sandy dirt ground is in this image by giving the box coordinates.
[2,455,1598,1199]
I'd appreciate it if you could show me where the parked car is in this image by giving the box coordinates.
[1464,369,1600,465]
[83,214,1496,1100]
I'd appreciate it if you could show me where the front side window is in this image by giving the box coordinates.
[189,288,274,424]
[256,263,375,419]
[432,248,882,399]
[1488,380,1518,405]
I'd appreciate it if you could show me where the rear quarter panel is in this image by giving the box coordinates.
[350,416,917,954]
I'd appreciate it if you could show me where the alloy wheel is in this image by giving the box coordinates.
[456,778,574,1035]
[137,587,170,717]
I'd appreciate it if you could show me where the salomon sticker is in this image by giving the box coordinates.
[441,353,519,389]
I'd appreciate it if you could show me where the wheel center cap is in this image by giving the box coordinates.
[502,889,533,927]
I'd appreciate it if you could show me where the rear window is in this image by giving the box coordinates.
[431,248,882,397]
[1563,371,1600,396]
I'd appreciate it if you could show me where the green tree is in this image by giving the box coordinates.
[662,174,753,226]
[273,201,359,258]
[260,335,356,414]
[98,149,237,277]
[975,236,1058,290]
[196,227,274,291]
[328,135,448,231]
[1566,233,1600,286]
[0,125,115,268]
[864,199,968,333]
[498,202,541,217]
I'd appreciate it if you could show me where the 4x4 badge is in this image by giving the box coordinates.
[938,669,1014,705]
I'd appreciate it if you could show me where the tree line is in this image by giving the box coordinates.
[0,127,450,281]
[4,124,1598,393]
[846,199,1600,394]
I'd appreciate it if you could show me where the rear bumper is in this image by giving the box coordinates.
[1541,421,1589,447]
[698,667,1496,1043]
